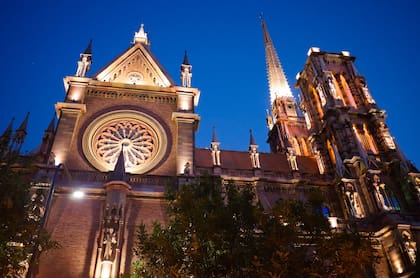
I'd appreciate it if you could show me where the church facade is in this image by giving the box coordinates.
[20,21,419,277]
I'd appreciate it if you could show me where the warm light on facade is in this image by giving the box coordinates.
[341,51,350,56]
[72,190,85,199]
[307,47,320,56]
[100,261,112,278]
[178,94,192,111]
[328,217,338,228]
[67,86,83,102]
[54,154,63,166]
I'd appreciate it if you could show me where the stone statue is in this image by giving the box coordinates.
[184,162,191,175]
[371,175,390,211]
[344,183,364,218]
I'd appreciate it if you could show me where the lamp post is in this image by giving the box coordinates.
[26,163,63,278]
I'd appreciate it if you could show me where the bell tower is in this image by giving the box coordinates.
[296,48,419,218]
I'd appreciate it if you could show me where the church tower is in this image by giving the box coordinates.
[296,49,420,275]
[261,18,310,156]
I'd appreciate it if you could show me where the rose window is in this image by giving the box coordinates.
[82,110,168,174]
[94,120,157,171]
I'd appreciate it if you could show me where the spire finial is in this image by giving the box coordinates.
[75,40,92,77]
[84,39,92,54]
[261,17,293,103]
[183,50,190,65]
[250,129,256,145]
[133,23,149,45]
[180,50,192,87]
[17,112,30,132]
[109,146,127,182]
[212,126,218,142]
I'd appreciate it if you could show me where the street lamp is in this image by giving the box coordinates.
[26,163,63,278]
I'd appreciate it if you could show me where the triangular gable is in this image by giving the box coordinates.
[93,43,175,87]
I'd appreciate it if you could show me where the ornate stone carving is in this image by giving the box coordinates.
[94,120,157,170]
[82,110,168,174]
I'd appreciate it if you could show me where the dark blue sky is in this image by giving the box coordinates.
[1,0,419,166]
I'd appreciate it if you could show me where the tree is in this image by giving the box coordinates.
[255,191,378,277]
[133,178,377,277]
[134,177,262,277]
[0,134,58,277]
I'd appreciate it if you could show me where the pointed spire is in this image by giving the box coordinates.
[10,113,29,153]
[0,117,14,151]
[182,50,190,65]
[1,117,14,138]
[109,147,127,182]
[84,39,92,54]
[212,126,218,142]
[133,23,149,45]
[249,129,256,145]
[16,112,29,133]
[260,16,293,103]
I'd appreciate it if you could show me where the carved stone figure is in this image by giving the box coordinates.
[184,162,191,175]
[371,175,390,211]
[344,183,364,218]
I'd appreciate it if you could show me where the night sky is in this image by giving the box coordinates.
[1,1,419,166]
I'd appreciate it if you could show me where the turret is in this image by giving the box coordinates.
[10,112,29,154]
[180,50,192,88]
[249,129,260,169]
[210,127,221,167]
[75,40,92,77]
[133,24,150,46]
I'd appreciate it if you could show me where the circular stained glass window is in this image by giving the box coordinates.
[82,110,167,174]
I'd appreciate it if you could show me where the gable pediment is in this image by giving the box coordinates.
[93,43,175,87]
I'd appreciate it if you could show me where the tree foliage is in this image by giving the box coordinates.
[0,135,58,277]
[133,177,377,277]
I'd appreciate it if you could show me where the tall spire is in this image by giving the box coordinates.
[261,16,293,103]
[109,147,127,182]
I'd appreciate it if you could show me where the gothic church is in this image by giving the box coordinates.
[9,20,419,277]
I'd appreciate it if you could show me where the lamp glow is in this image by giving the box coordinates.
[100,261,112,278]
[72,190,85,199]
[328,217,338,228]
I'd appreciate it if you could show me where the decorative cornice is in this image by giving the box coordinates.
[86,89,177,104]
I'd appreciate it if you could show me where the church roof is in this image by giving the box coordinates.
[92,27,175,87]
[195,148,319,175]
